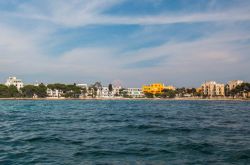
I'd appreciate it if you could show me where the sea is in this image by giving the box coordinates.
[0,100,250,164]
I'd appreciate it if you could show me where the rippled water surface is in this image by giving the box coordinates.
[0,100,250,164]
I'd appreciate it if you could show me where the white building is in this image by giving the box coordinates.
[127,88,144,98]
[5,77,24,90]
[46,89,64,98]
[101,87,114,98]
[113,86,122,96]
[201,81,225,96]
[227,80,243,91]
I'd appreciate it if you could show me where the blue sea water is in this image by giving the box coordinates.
[0,100,250,164]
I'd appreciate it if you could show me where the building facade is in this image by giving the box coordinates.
[5,77,24,90]
[227,80,243,91]
[47,89,64,98]
[113,86,122,96]
[100,87,114,98]
[127,88,144,98]
[142,83,165,94]
[201,81,225,96]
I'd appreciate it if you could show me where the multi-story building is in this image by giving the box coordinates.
[113,86,122,96]
[127,88,144,98]
[100,87,114,98]
[201,81,225,97]
[227,80,243,91]
[5,77,24,90]
[142,83,165,94]
[47,89,64,98]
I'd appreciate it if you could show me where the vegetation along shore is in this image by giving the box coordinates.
[1,77,250,100]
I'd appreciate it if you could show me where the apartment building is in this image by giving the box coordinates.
[100,87,114,98]
[201,81,225,96]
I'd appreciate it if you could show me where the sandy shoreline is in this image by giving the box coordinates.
[0,97,249,101]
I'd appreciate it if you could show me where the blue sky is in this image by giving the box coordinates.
[0,0,250,87]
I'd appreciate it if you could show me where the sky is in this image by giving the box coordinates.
[0,0,250,87]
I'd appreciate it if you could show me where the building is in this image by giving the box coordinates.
[201,81,225,97]
[100,87,114,98]
[46,88,64,98]
[142,83,165,94]
[5,77,24,90]
[227,80,243,91]
[127,88,144,98]
[113,86,122,96]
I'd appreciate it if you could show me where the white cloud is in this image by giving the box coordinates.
[2,0,250,27]
[0,0,250,86]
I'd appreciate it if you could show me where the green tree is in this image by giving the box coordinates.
[8,85,20,97]
[118,88,127,97]
[144,92,154,98]
[36,83,47,98]
[176,87,186,97]
[161,89,176,98]
[155,93,162,98]
[108,84,113,92]
[47,83,83,98]
[0,84,10,98]
[21,85,37,98]
[65,84,81,98]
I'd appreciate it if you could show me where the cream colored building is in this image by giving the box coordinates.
[227,80,243,91]
[201,81,225,96]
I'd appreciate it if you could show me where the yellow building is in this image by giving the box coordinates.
[142,83,165,95]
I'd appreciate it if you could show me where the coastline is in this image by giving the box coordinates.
[0,97,249,101]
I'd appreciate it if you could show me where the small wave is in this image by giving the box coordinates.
[178,142,215,154]
[125,124,164,130]
[230,149,250,160]
[146,129,169,135]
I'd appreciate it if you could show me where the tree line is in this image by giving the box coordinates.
[0,83,86,98]
[1,82,249,98]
